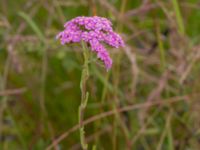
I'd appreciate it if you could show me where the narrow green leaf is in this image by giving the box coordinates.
[18,12,46,44]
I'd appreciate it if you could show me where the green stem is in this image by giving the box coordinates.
[172,0,185,35]
[79,41,90,150]
[156,20,166,71]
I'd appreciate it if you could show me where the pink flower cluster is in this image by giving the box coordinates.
[56,16,125,70]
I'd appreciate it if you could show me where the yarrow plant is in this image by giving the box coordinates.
[56,16,125,70]
[56,16,124,150]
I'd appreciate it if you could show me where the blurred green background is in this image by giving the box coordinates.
[0,0,200,149]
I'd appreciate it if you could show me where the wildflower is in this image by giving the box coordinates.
[56,16,125,70]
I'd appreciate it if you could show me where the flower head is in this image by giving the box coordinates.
[56,16,125,70]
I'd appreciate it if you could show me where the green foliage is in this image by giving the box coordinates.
[0,0,200,149]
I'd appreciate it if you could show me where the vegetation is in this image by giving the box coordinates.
[0,0,200,149]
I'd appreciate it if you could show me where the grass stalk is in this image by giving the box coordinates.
[111,0,131,148]
[155,20,166,71]
[172,0,185,35]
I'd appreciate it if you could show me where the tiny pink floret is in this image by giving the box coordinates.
[56,16,125,70]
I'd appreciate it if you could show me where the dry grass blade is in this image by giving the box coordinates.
[180,45,200,83]
[124,3,158,18]
[0,88,27,96]
[46,96,188,150]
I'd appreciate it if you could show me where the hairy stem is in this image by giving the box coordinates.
[79,41,90,150]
